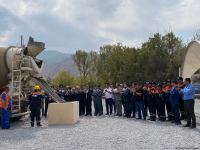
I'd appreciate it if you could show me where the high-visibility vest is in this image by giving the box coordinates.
[0,92,9,109]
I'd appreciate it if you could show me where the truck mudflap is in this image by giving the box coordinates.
[32,77,66,103]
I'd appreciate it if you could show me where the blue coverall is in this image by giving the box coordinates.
[1,93,11,129]
[170,87,181,124]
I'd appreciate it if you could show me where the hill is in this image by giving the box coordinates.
[37,50,78,78]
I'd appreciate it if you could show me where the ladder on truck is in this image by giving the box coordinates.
[11,51,23,113]
[11,49,32,114]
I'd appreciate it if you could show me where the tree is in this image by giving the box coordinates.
[73,50,88,79]
[96,43,138,84]
[138,33,170,82]
[51,71,75,87]
[193,31,200,40]
[72,32,186,85]
[163,32,186,79]
[73,50,97,83]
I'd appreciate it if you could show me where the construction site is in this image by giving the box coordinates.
[0,37,200,150]
[1,0,200,149]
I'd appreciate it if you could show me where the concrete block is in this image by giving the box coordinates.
[48,102,79,125]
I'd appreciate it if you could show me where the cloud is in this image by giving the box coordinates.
[0,5,18,45]
[160,0,200,30]
[0,0,43,19]
[0,0,200,53]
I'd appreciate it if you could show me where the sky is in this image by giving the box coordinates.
[0,0,200,53]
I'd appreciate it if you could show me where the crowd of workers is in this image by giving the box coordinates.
[56,77,197,129]
[0,77,197,129]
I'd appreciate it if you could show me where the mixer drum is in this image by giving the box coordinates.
[0,47,10,87]
[0,37,45,88]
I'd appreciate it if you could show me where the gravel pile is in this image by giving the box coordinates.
[0,115,200,150]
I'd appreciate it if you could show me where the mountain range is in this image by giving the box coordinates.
[37,50,78,78]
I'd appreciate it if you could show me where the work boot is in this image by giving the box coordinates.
[37,122,42,127]
[191,125,196,129]
[175,122,181,125]
[150,118,156,121]
[131,115,135,118]
[171,120,176,123]
[167,118,172,121]
[180,115,185,120]
[191,122,196,129]
[31,122,34,127]
[183,124,191,127]
[136,117,142,119]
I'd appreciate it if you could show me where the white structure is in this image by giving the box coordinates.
[181,41,200,79]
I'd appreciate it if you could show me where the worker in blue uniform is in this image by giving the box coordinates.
[170,81,181,125]
[163,81,173,121]
[28,85,43,127]
[0,86,11,129]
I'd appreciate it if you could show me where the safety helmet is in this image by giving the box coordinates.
[34,85,41,90]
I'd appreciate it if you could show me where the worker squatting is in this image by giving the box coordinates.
[0,77,196,129]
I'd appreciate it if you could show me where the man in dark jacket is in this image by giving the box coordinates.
[124,85,132,118]
[28,85,43,127]
[75,86,85,116]
[155,85,166,121]
[147,87,156,121]
[143,85,149,118]
[44,93,54,118]
[85,85,93,116]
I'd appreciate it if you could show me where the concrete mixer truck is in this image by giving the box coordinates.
[0,37,65,119]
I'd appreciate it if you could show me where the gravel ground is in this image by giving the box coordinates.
[0,100,200,150]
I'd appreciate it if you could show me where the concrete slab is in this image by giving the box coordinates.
[48,102,79,125]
